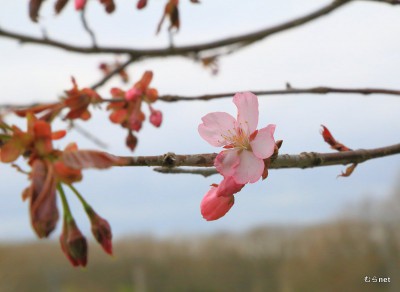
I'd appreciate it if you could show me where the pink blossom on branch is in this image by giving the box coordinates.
[198,92,276,221]
[198,92,276,184]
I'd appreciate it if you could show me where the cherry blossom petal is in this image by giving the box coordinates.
[216,176,245,197]
[198,112,236,147]
[200,186,234,221]
[233,150,264,184]
[250,124,276,159]
[233,92,259,135]
[214,149,240,178]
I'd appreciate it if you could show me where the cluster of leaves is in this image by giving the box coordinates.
[29,0,200,34]
[14,71,162,151]
[0,115,119,266]
[0,68,163,266]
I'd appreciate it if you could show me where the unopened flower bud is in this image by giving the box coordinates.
[125,87,142,101]
[60,218,88,267]
[216,176,244,197]
[86,208,113,255]
[149,108,162,127]
[75,0,87,10]
[137,0,147,9]
[200,185,234,221]
[126,131,138,151]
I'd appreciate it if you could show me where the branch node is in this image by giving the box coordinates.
[162,152,177,167]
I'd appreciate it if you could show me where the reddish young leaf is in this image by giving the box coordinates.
[321,125,351,152]
[321,125,358,177]
[157,0,180,34]
[63,78,102,121]
[54,143,83,184]
[52,130,67,140]
[62,150,122,169]
[14,103,62,119]
[55,0,70,14]
[29,160,59,238]
[29,0,45,22]
[338,163,358,178]
[99,0,115,13]
[0,139,23,163]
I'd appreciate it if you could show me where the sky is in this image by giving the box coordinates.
[0,0,399,242]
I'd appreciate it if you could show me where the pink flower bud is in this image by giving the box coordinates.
[60,218,88,267]
[149,108,162,127]
[200,185,234,221]
[87,208,113,255]
[137,0,148,9]
[75,0,87,10]
[216,176,244,197]
[125,87,142,101]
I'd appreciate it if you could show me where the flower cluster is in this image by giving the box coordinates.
[0,115,113,267]
[107,71,162,151]
[198,92,276,220]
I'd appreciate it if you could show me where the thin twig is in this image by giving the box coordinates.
[91,55,137,90]
[80,9,97,47]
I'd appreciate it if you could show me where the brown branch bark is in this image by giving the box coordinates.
[0,1,351,58]
[153,167,217,177]
[112,143,400,170]
[158,86,400,102]
[1,85,398,111]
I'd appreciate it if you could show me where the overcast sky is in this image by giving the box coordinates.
[0,0,399,242]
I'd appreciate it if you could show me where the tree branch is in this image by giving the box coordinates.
[158,86,400,102]
[1,85,399,111]
[0,1,351,59]
[112,143,400,170]
[153,167,217,177]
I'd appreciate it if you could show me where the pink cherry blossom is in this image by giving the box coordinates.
[200,184,235,221]
[198,92,276,184]
[75,0,87,10]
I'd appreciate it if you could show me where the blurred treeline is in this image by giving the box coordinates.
[1,184,399,292]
